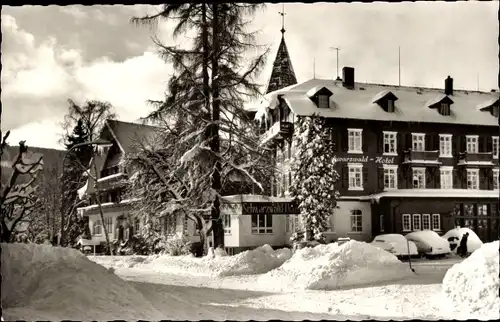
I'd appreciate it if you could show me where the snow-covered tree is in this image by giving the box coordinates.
[1,134,44,243]
[289,114,340,242]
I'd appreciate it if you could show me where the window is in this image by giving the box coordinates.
[383,131,397,155]
[164,216,176,235]
[412,214,421,231]
[439,134,452,157]
[412,133,425,152]
[494,169,499,190]
[93,220,102,235]
[387,99,395,113]
[348,129,363,153]
[350,209,363,232]
[466,169,479,189]
[439,102,450,116]
[283,171,290,195]
[412,168,426,189]
[183,215,188,234]
[493,136,499,159]
[422,214,431,230]
[134,218,140,235]
[383,165,398,190]
[251,214,273,234]
[294,215,300,232]
[348,164,363,190]
[440,167,453,189]
[432,214,441,231]
[318,95,329,108]
[104,217,113,235]
[402,214,411,232]
[223,215,231,234]
[329,214,335,232]
[380,215,384,232]
[285,215,291,233]
[466,135,479,153]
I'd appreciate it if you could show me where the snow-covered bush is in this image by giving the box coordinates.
[289,114,340,242]
[161,234,192,256]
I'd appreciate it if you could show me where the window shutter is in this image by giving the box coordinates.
[488,169,494,189]
[362,130,368,153]
[478,136,485,153]
[435,169,441,189]
[458,135,465,153]
[453,169,460,189]
[432,134,439,150]
[378,167,384,189]
[425,168,433,187]
[398,167,405,189]
[397,132,404,153]
[487,136,493,153]
[451,135,458,157]
[342,166,348,188]
[425,134,432,151]
[479,168,486,190]
[331,129,338,152]
[405,133,412,150]
[363,167,369,188]
[342,129,348,152]
[377,132,382,153]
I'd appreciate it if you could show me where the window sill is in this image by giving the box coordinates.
[348,150,363,154]
[383,153,398,156]
[251,232,274,235]
[348,187,364,191]
[383,187,398,191]
[347,231,363,234]
[439,155,453,158]
[93,234,102,237]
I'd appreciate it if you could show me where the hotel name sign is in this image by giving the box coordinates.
[242,202,300,215]
[333,155,395,164]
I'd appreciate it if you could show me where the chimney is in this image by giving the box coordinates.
[445,76,453,96]
[342,67,355,89]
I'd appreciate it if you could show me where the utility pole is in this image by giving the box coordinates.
[398,46,401,86]
[330,46,341,80]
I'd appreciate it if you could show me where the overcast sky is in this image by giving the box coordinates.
[2,2,498,150]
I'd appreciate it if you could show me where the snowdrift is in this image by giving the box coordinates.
[93,244,292,277]
[442,241,500,319]
[1,243,162,321]
[442,227,483,254]
[262,240,414,290]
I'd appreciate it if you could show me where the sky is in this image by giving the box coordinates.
[1,2,498,150]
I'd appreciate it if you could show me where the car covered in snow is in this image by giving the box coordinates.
[404,231,451,258]
[370,234,419,259]
[442,227,483,255]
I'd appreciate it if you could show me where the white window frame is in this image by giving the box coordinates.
[380,215,384,232]
[466,168,479,190]
[412,167,426,189]
[104,217,113,235]
[439,134,453,158]
[350,209,363,232]
[492,136,499,159]
[402,214,411,232]
[251,214,273,234]
[383,165,398,190]
[432,214,441,231]
[134,218,140,235]
[412,133,425,152]
[223,214,231,234]
[422,214,431,230]
[348,163,363,191]
[347,128,363,154]
[440,166,453,189]
[412,214,422,231]
[493,169,499,190]
[466,135,479,153]
[318,94,329,108]
[383,131,398,155]
[93,219,102,236]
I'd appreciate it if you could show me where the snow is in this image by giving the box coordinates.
[442,241,500,319]
[442,227,483,253]
[77,181,88,200]
[261,241,414,290]
[1,243,163,321]
[365,188,499,201]
[371,234,419,256]
[405,230,451,255]
[222,194,294,203]
[97,172,126,182]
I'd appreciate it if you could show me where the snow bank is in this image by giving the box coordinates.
[442,241,500,319]
[2,243,162,321]
[442,227,483,253]
[262,240,414,290]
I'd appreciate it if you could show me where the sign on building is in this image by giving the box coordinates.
[241,201,300,215]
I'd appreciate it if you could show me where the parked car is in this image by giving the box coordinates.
[442,227,483,255]
[371,234,419,259]
[404,231,451,258]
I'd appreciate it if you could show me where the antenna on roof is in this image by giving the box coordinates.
[330,46,341,80]
[313,57,316,79]
[477,73,479,91]
[398,46,401,87]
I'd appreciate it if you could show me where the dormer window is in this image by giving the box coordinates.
[440,102,450,116]
[492,105,499,118]
[318,95,329,108]
[372,90,398,113]
[476,98,499,118]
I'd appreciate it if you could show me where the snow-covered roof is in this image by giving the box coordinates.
[476,97,499,111]
[255,78,498,126]
[371,90,398,104]
[363,189,499,202]
[221,194,294,204]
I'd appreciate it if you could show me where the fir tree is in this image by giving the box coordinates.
[289,114,340,242]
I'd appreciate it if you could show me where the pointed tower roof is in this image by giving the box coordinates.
[265,8,298,95]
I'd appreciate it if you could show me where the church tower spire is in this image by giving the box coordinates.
[265,4,298,94]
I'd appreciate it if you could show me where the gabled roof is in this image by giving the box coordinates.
[476,97,499,111]
[255,78,498,126]
[426,94,454,108]
[104,119,163,154]
[265,35,298,94]
[306,86,334,98]
[371,90,399,104]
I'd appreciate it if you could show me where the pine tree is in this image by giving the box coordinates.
[289,114,340,242]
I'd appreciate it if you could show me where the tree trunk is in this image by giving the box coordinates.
[93,162,113,255]
[210,3,224,249]
[1,220,12,242]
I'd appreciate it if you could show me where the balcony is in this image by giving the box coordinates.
[457,152,494,167]
[260,121,294,146]
[402,150,441,166]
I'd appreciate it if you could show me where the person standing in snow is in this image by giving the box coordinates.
[457,232,469,257]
